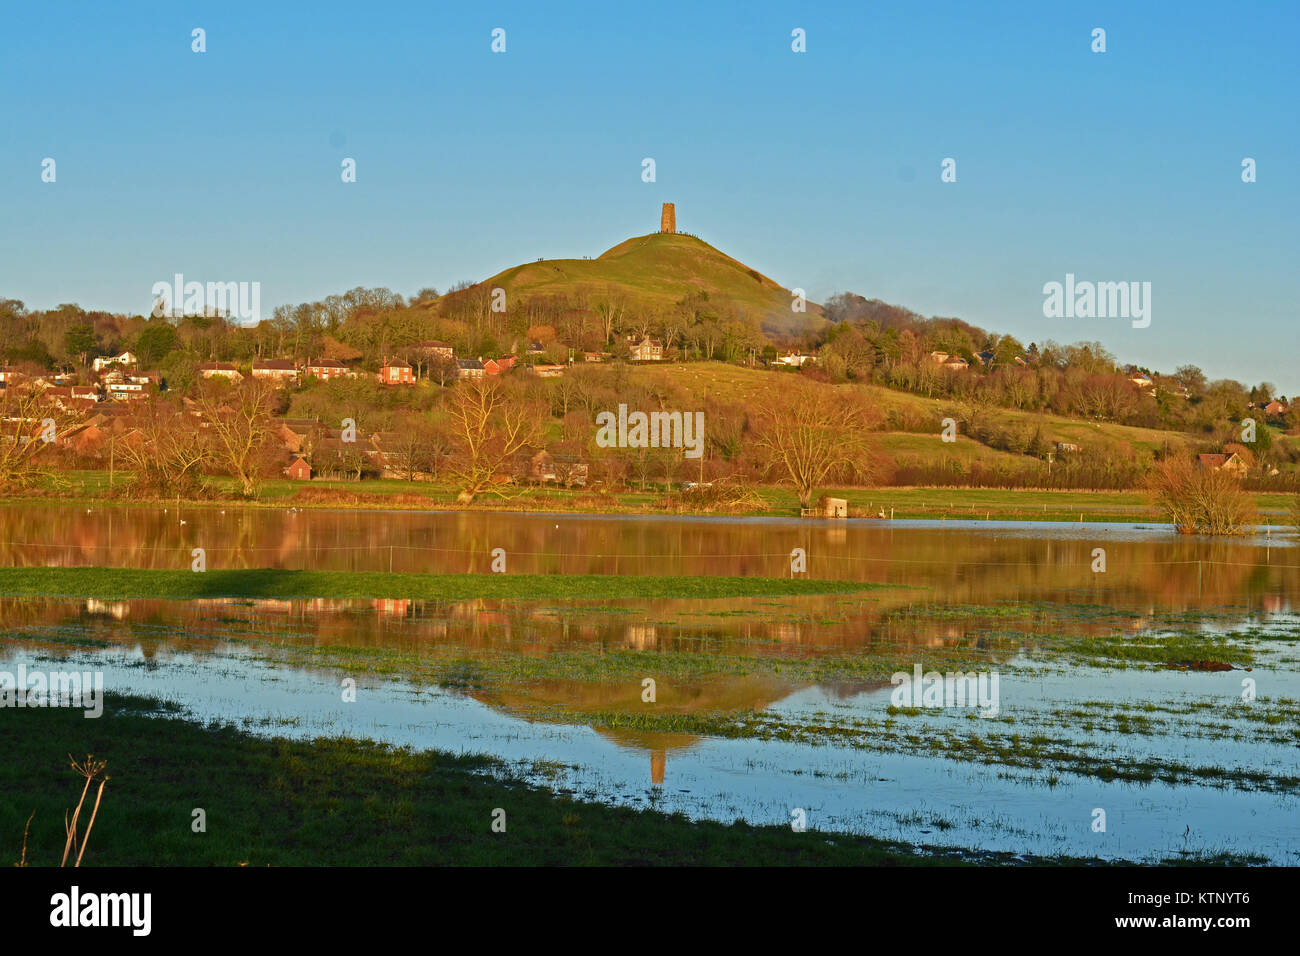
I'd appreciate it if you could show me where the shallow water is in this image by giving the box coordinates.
[2,504,1298,862]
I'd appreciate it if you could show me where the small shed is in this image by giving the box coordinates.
[285,456,312,481]
[821,496,848,518]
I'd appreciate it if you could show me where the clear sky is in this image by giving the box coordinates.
[3,1,1296,391]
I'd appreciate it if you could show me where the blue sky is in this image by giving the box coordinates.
[3,1,1297,391]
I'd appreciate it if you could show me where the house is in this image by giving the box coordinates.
[529,450,558,483]
[483,356,517,376]
[411,340,455,360]
[378,360,415,385]
[107,381,148,401]
[526,341,547,355]
[1265,399,1289,417]
[92,351,137,372]
[1198,453,1249,475]
[774,353,813,367]
[284,456,312,481]
[0,367,22,388]
[252,359,300,384]
[304,359,351,381]
[365,431,433,479]
[583,351,610,363]
[1129,375,1154,389]
[628,336,664,361]
[1056,442,1082,454]
[976,349,996,367]
[198,362,243,381]
[554,456,588,487]
[929,350,969,370]
[529,449,587,486]
[62,422,107,455]
[70,385,100,405]
[37,386,73,409]
[457,359,485,380]
[532,364,565,378]
[272,418,319,454]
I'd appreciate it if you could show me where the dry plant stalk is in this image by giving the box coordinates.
[15,811,36,867]
[61,754,109,868]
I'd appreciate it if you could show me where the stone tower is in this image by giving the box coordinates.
[660,202,676,234]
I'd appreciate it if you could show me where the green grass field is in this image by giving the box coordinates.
[0,693,1095,866]
[12,470,1297,523]
[0,567,881,601]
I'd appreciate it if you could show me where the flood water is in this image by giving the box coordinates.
[2,504,1298,863]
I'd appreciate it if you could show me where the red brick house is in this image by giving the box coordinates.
[378,360,415,385]
[304,359,351,381]
[284,456,312,480]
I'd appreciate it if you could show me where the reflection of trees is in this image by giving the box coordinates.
[1,507,1297,615]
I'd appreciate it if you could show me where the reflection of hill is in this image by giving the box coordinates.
[470,674,804,787]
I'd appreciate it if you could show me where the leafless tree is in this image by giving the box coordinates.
[193,377,278,497]
[751,381,878,510]
[445,377,544,503]
[0,385,85,491]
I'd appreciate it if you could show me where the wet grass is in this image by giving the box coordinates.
[0,566,882,602]
[549,707,1300,795]
[2,692,1072,867]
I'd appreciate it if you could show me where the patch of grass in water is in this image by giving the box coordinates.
[0,566,886,603]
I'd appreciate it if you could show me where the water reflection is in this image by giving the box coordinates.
[1,506,1295,612]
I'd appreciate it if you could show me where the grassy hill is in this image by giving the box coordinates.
[480,232,825,336]
[633,363,1197,470]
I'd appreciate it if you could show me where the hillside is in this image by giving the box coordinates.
[631,363,1202,474]
[479,232,825,338]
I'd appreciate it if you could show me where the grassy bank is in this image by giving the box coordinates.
[2,693,1017,866]
[0,566,880,601]
[11,470,1297,523]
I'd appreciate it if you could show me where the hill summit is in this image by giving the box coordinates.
[478,213,823,338]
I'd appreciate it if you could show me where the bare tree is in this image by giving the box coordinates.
[445,377,544,503]
[118,400,210,496]
[593,287,626,345]
[1146,457,1255,535]
[193,378,277,497]
[0,385,84,490]
[751,381,878,510]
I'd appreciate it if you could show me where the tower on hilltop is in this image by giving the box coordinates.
[660,203,676,234]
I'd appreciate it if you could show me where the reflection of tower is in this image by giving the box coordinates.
[660,203,676,234]
[651,750,666,786]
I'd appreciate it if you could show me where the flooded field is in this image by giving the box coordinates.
[2,504,1298,863]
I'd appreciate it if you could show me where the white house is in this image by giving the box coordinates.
[93,351,137,372]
